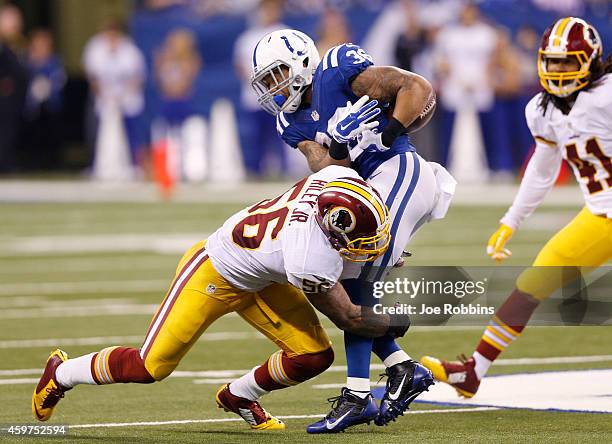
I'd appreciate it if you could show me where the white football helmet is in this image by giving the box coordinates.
[251,29,320,115]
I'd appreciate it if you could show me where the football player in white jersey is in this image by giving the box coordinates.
[422,17,612,398]
[32,165,412,431]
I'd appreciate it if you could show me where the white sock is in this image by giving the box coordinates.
[472,351,492,380]
[346,377,370,398]
[229,367,269,401]
[383,350,411,368]
[55,353,96,388]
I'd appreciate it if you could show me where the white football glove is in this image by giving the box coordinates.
[352,128,389,156]
[328,95,381,144]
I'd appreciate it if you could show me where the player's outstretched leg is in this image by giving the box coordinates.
[421,289,539,397]
[218,348,334,431]
[32,346,154,421]
[372,337,434,425]
[306,278,378,434]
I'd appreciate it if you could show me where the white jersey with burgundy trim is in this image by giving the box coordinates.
[525,73,612,216]
[205,166,360,292]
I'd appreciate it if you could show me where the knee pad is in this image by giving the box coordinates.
[142,353,175,382]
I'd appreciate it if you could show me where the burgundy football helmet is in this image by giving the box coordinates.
[316,177,391,262]
[538,17,603,97]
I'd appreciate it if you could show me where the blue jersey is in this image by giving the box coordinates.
[276,43,415,179]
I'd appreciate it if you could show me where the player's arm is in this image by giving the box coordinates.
[501,142,562,228]
[305,282,409,338]
[488,141,562,261]
[351,66,436,145]
[297,140,351,173]
[488,97,562,261]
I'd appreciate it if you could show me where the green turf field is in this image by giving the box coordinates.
[1,199,611,443]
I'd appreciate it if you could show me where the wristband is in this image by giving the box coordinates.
[381,117,406,148]
[329,139,349,160]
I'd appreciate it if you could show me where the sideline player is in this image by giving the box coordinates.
[251,29,452,430]
[421,17,612,397]
[32,166,411,430]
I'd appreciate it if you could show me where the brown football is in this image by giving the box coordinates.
[386,91,437,134]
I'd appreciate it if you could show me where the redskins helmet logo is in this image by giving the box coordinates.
[328,207,356,234]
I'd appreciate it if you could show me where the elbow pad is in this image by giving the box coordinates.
[386,312,411,338]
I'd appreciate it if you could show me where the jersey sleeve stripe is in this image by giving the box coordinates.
[279,111,289,127]
[534,136,556,147]
[322,46,335,71]
[276,116,285,135]
[330,45,342,68]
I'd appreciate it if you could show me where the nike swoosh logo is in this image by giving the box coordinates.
[388,374,408,401]
[325,410,352,429]
[448,372,467,384]
[339,123,352,132]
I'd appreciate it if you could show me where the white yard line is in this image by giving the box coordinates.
[0,332,267,349]
[0,234,204,256]
[0,378,39,385]
[2,297,135,308]
[0,280,169,296]
[3,354,612,384]
[493,355,612,366]
[0,179,582,205]
[192,378,236,385]
[0,336,144,349]
[312,383,386,389]
[66,407,500,429]
[0,369,43,376]
[0,258,171,274]
[0,304,159,319]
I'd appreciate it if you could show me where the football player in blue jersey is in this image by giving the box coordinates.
[251,29,455,432]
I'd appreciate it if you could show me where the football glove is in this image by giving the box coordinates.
[351,128,388,155]
[328,95,381,144]
[486,224,514,263]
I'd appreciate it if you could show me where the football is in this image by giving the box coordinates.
[385,90,437,134]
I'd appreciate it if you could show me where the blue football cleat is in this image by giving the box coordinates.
[375,360,435,426]
[307,387,378,434]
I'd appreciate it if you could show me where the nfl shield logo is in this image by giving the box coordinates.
[311,110,319,121]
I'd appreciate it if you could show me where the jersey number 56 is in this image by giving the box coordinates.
[232,178,307,249]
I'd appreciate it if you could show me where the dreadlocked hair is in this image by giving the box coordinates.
[539,51,612,115]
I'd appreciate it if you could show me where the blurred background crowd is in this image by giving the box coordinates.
[0,0,610,184]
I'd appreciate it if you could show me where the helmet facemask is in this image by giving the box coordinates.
[251,59,310,116]
[340,219,391,262]
[538,51,591,97]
